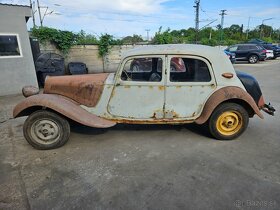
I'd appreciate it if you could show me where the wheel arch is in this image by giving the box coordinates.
[247,53,259,59]
[218,98,255,117]
[195,86,264,124]
[13,94,116,128]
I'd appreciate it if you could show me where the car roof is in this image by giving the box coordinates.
[236,43,258,46]
[122,44,222,59]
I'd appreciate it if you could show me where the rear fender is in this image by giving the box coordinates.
[13,94,116,128]
[195,86,264,124]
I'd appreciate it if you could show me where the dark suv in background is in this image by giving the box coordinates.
[248,39,280,59]
[225,44,266,64]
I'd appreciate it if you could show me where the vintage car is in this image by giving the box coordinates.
[13,44,275,150]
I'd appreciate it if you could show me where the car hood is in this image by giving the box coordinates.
[44,73,110,107]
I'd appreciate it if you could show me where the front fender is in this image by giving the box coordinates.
[195,86,264,124]
[13,94,116,128]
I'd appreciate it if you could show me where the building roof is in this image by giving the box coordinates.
[0,3,30,8]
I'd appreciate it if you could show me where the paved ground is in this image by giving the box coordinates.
[1,59,280,210]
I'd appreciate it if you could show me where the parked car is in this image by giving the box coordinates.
[261,44,280,59]
[248,39,280,59]
[225,44,266,63]
[224,50,236,63]
[13,44,275,150]
[248,39,268,45]
[264,49,274,59]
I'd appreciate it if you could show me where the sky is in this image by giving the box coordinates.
[1,0,280,39]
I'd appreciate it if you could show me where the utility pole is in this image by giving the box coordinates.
[37,0,43,26]
[145,29,150,41]
[193,0,200,44]
[270,24,273,38]
[219,9,227,44]
[29,0,36,27]
[246,16,251,39]
[260,18,273,38]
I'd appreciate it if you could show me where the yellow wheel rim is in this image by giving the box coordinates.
[216,111,243,136]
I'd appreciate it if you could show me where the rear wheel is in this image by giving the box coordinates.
[248,55,259,64]
[208,103,249,140]
[23,110,70,150]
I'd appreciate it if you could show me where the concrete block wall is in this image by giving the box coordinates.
[40,43,146,73]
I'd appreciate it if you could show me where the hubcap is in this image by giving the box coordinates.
[250,56,257,63]
[216,111,243,136]
[31,119,60,145]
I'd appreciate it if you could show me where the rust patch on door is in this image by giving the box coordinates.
[158,86,165,91]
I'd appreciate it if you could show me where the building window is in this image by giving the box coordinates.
[0,35,21,57]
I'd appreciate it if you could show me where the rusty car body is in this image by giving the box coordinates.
[13,44,275,149]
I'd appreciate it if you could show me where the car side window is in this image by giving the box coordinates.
[228,46,237,52]
[121,57,163,82]
[237,45,248,50]
[169,57,211,82]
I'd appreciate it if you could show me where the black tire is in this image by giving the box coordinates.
[248,54,259,64]
[208,103,249,140]
[23,110,70,150]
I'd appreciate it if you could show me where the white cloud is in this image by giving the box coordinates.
[45,0,171,14]
[2,0,279,37]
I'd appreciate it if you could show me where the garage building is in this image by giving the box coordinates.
[0,3,38,96]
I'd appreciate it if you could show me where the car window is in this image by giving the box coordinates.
[169,57,211,82]
[249,45,258,50]
[228,46,237,51]
[121,57,163,82]
[263,45,272,50]
[237,45,248,50]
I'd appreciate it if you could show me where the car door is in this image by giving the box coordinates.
[164,55,216,119]
[236,45,249,60]
[108,55,165,119]
[227,45,239,59]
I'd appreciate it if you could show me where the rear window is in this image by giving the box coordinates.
[169,57,211,82]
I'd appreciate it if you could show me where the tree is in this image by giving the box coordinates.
[122,34,144,44]
[152,27,173,44]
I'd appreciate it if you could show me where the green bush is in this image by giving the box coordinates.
[31,27,78,54]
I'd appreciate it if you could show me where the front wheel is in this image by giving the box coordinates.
[208,103,249,140]
[23,110,70,150]
[248,55,259,64]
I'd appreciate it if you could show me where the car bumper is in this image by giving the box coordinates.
[259,54,267,61]
[262,103,276,115]
[266,53,274,58]
[258,95,276,116]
